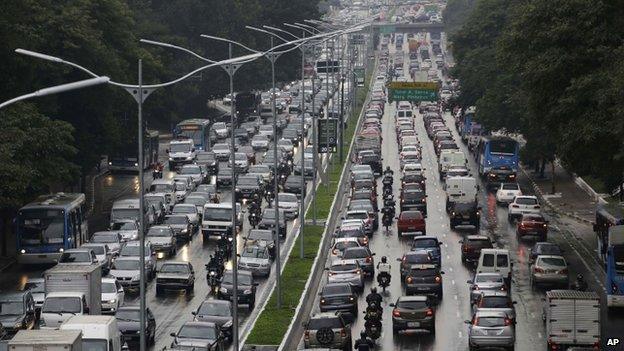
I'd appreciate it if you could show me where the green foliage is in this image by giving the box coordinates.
[451,0,624,192]
[443,0,477,36]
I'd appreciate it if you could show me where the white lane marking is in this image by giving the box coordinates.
[444,243,448,248]
[456,311,461,318]
[458,331,463,338]
[449,267,453,272]
[538,332,542,339]
[446,255,450,260]
[452,279,455,285]
[454,295,458,300]
[442,233,447,237]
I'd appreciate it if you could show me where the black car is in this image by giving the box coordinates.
[319,283,358,314]
[156,261,195,295]
[218,270,258,311]
[233,128,250,143]
[390,295,436,334]
[0,291,36,334]
[402,172,426,191]
[282,128,301,144]
[449,202,480,229]
[403,264,444,299]
[294,159,315,179]
[258,208,287,238]
[283,175,306,198]
[348,201,379,230]
[529,242,563,264]
[459,235,494,263]
[116,306,157,345]
[217,167,234,188]
[400,189,427,214]
[235,174,264,200]
[196,151,219,176]
[358,153,383,175]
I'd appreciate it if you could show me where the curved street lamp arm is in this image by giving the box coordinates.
[292,22,320,34]
[140,39,216,63]
[199,35,261,54]
[246,26,289,43]
[263,25,301,40]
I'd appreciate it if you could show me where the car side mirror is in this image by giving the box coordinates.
[166,149,169,153]
[389,303,395,307]
[440,271,445,274]
[192,311,197,315]
[464,320,471,324]
[372,253,376,256]
[512,301,518,305]
[253,283,259,286]
[467,280,473,284]
[170,332,176,337]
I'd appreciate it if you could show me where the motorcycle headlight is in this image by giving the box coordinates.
[181,229,188,234]
[169,157,174,161]
[235,188,240,192]
[209,271,216,276]
[134,162,139,167]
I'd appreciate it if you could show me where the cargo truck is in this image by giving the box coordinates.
[543,290,601,350]
[44,264,102,316]
[8,329,82,351]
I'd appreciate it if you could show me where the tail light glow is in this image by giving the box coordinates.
[426,308,433,316]
[392,309,401,317]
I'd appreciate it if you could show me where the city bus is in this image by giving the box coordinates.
[476,136,520,186]
[109,130,159,172]
[594,203,624,307]
[15,193,88,264]
[174,119,211,151]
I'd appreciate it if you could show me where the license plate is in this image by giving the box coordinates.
[407,322,420,327]
[507,192,514,196]
[408,226,416,230]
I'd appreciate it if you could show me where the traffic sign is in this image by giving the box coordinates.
[318,118,338,153]
[354,67,365,87]
[387,81,439,102]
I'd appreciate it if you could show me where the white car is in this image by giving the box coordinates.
[109,257,143,290]
[101,277,124,314]
[172,203,200,230]
[507,195,540,222]
[251,135,270,151]
[212,143,231,161]
[277,139,294,154]
[81,243,112,271]
[109,219,139,242]
[327,259,364,292]
[212,122,229,139]
[90,231,123,255]
[277,192,299,220]
[496,183,523,204]
[179,164,205,186]
[330,238,362,258]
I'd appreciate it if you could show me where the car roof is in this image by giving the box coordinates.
[479,290,510,297]
[330,258,359,266]
[397,295,428,302]
[413,236,439,241]
[474,310,509,318]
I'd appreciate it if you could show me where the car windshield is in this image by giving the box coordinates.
[102,282,117,294]
[408,268,437,277]
[170,143,191,153]
[198,302,230,316]
[160,264,190,274]
[338,227,364,238]
[476,317,506,327]
[150,183,173,193]
[82,339,107,351]
[343,248,369,259]
[222,273,252,285]
[111,222,136,231]
[241,247,269,259]
[113,260,140,270]
[86,246,105,255]
[173,206,195,214]
[475,275,503,283]
[413,239,438,248]
[481,297,511,308]
[116,309,139,321]
[331,263,358,272]
[334,241,358,251]
[278,193,298,202]
[323,284,351,295]
[405,254,430,264]
[397,300,427,309]
[539,257,566,267]
[180,167,201,175]
[467,239,492,248]
[120,245,145,257]
[148,227,172,237]
[0,301,23,315]
[403,191,424,200]
[24,281,44,293]
[536,244,562,255]
[501,183,519,190]
[523,215,544,222]
[185,197,205,206]
[175,182,187,191]
[165,216,188,225]
[238,177,258,186]
[92,234,118,244]
[43,297,81,314]
[248,230,273,241]
[308,317,342,329]
[204,208,231,221]
[178,324,216,339]
[401,211,423,220]
[111,208,140,221]
[213,144,229,151]
[59,252,90,263]
[516,197,538,205]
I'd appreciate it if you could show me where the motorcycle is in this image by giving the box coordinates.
[382,186,393,198]
[383,195,396,209]
[377,272,391,292]
[382,175,393,187]
[364,319,382,340]
[152,168,163,180]
[217,236,233,260]
[382,211,393,231]
[207,269,220,294]
[248,212,260,228]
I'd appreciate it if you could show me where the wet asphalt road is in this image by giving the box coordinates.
[297,35,624,351]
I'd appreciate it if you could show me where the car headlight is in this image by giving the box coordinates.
[134,162,139,167]
[222,321,232,328]
[243,289,252,295]
[20,249,26,254]
[132,276,140,281]
[109,299,117,304]
[169,157,174,161]
[59,248,64,253]
[181,229,188,233]
[220,287,228,293]
[209,271,216,276]
[235,188,240,192]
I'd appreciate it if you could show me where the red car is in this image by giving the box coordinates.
[516,213,548,240]
[397,210,426,237]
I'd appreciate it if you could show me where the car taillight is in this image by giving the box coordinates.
[328,272,334,276]
[511,204,519,208]
[406,276,413,283]
[426,308,433,316]
[462,246,468,253]
[519,223,525,228]
[473,317,479,326]
[559,269,568,275]
[435,276,441,283]
[534,205,540,209]
[332,249,338,255]
[500,285,506,291]
[304,330,310,339]
[366,256,371,263]
[392,309,401,317]
[340,328,346,337]
[504,318,512,326]
[534,267,544,273]
[422,198,426,203]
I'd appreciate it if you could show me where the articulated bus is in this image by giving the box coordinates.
[16,193,88,265]
[109,130,159,172]
[594,203,624,308]
[476,136,520,186]
[174,119,211,151]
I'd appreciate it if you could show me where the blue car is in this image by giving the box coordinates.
[411,236,442,266]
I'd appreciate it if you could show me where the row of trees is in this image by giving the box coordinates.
[447,0,624,193]
[0,0,321,248]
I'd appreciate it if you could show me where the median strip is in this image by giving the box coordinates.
[245,70,372,348]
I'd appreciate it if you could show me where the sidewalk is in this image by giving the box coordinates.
[521,161,600,224]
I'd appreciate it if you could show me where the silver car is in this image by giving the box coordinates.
[238,245,271,277]
[467,272,507,303]
[146,225,177,257]
[466,310,515,350]
[278,192,299,220]
[341,247,375,277]
[530,255,569,288]
[326,259,364,293]
[471,290,517,321]
[172,203,200,230]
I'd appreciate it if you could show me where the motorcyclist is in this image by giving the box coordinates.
[384,166,394,177]
[354,331,375,351]
[248,196,261,215]
[366,287,383,307]
[377,256,391,290]
[217,233,230,256]
[572,274,588,291]
[381,207,393,228]
[206,255,222,277]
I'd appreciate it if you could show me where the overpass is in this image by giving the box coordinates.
[371,21,444,34]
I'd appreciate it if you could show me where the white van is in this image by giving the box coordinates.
[396,109,413,119]
[167,139,196,170]
[40,292,88,329]
[61,315,122,351]
[445,176,478,210]
[439,150,468,180]
[148,179,177,210]
[110,198,154,228]
[476,249,512,286]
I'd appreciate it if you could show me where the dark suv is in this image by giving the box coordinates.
[403,264,444,299]
[449,201,481,229]
[156,262,195,295]
[116,306,157,345]
[218,270,258,311]
[459,235,494,263]
[400,189,427,214]
[390,295,436,335]
[235,174,264,201]
[0,291,36,334]
[303,312,352,351]
[319,283,358,314]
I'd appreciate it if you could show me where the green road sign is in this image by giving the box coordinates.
[387,81,439,102]
[354,67,365,87]
[318,118,338,153]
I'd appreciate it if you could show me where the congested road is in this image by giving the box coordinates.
[295,30,623,351]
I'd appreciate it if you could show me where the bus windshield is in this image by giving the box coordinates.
[489,139,517,155]
[177,130,203,146]
[111,208,140,222]
[18,209,65,246]
[204,208,231,221]
[613,245,624,275]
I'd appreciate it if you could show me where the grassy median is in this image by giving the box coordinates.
[246,68,371,346]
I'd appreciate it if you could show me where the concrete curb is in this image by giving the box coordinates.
[0,258,15,273]
[520,166,594,225]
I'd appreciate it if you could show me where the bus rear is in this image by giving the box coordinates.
[16,193,87,264]
[478,137,519,186]
[174,119,210,151]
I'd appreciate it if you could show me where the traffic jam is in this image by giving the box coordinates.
[298,26,604,351]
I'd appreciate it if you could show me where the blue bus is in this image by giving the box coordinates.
[16,193,88,264]
[174,119,212,151]
[460,106,476,141]
[476,136,520,184]
[594,203,624,307]
[109,129,159,172]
